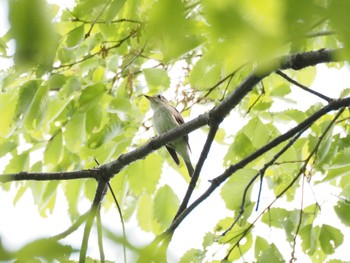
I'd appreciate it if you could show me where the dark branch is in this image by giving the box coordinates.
[79,178,108,261]
[168,94,350,234]
[0,170,99,183]
[173,120,220,221]
[276,69,333,102]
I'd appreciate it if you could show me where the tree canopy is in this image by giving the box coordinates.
[1,0,350,262]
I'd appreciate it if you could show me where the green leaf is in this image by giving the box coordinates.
[137,193,153,232]
[138,234,171,263]
[0,140,16,158]
[23,84,49,133]
[47,73,66,91]
[294,66,317,86]
[189,55,221,90]
[334,201,350,227]
[270,83,291,97]
[59,76,81,98]
[39,181,59,217]
[143,68,170,92]
[242,117,275,148]
[17,80,41,116]
[300,224,319,255]
[106,0,127,23]
[255,236,284,263]
[4,152,30,174]
[14,186,27,205]
[128,153,162,195]
[221,168,256,211]
[107,54,120,72]
[227,231,253,261]
[63,112,86,153]
[66,25,85,48]
[202,232,215,249]
[224,131,255,164]
[63,180,83,219]
[44,132,64,169]
[87,122,123,148]
[0,89,18,137]
[261,208,300,242]
[179,249,204,263]
[152,185,179,233]
[78,84,106,111]
[15,238,72,261]
[146,0,202,61]
[315,123,334,164]
[319,224,343,254]
[9,0,57,70]
[324,148,350,182]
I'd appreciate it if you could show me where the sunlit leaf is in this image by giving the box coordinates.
[255,236,284,263]
[143,68,170,92]
[180,249,204,263]
[137,193,152,232]
[0,90,18,137]
[334,200,350,227]
[221,168,257,212]
[152,185,179,233]
[9,0,57,71]
[63,112,86,153]
[106,0,127,23]
[66,25,85,48]
[128,153,162,195]
[15,238,72,261]
[319,224,343,254]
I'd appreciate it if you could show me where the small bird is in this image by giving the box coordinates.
[145,94,194,177]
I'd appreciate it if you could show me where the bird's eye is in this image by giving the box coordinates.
[157,95,162,99]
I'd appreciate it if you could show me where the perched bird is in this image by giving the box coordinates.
[145,94,194,177]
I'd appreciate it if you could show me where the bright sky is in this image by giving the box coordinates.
[1,0,350,262]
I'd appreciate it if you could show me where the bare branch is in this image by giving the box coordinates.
[79,178,108,261]
[173,121,220,221]
[169,98,350,233]
[0,170,99,183]
[276,69,333,102]
[96,209,105,263]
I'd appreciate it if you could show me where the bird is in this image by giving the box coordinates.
[145,94,194,177]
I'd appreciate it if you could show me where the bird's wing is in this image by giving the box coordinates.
[171,105,184,124]
[170,105,191,152]
[165,145,180,165]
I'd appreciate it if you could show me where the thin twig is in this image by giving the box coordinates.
[221,125,308,237]
[70,17,142,25]
[173,121,219,221]
[79,178,109,262]
[223,108,344,260]
[85,0,113,38]
[169,99,349,233]
[276,70,333,102]
[96,208,105,263]
[55,31,137,70]
[108,182,127,263]
[51,212,89,240]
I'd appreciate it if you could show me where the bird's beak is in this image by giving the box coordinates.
[144,95,152,100]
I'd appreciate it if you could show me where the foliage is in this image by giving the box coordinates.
[1,0,350,262]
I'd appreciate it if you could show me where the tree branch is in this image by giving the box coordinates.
[173,121,220,221]
[0,170,99,183]
[276,69,333,102]
[168,75,350,234]
[223,108,344,261]
[79,178,108,262]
